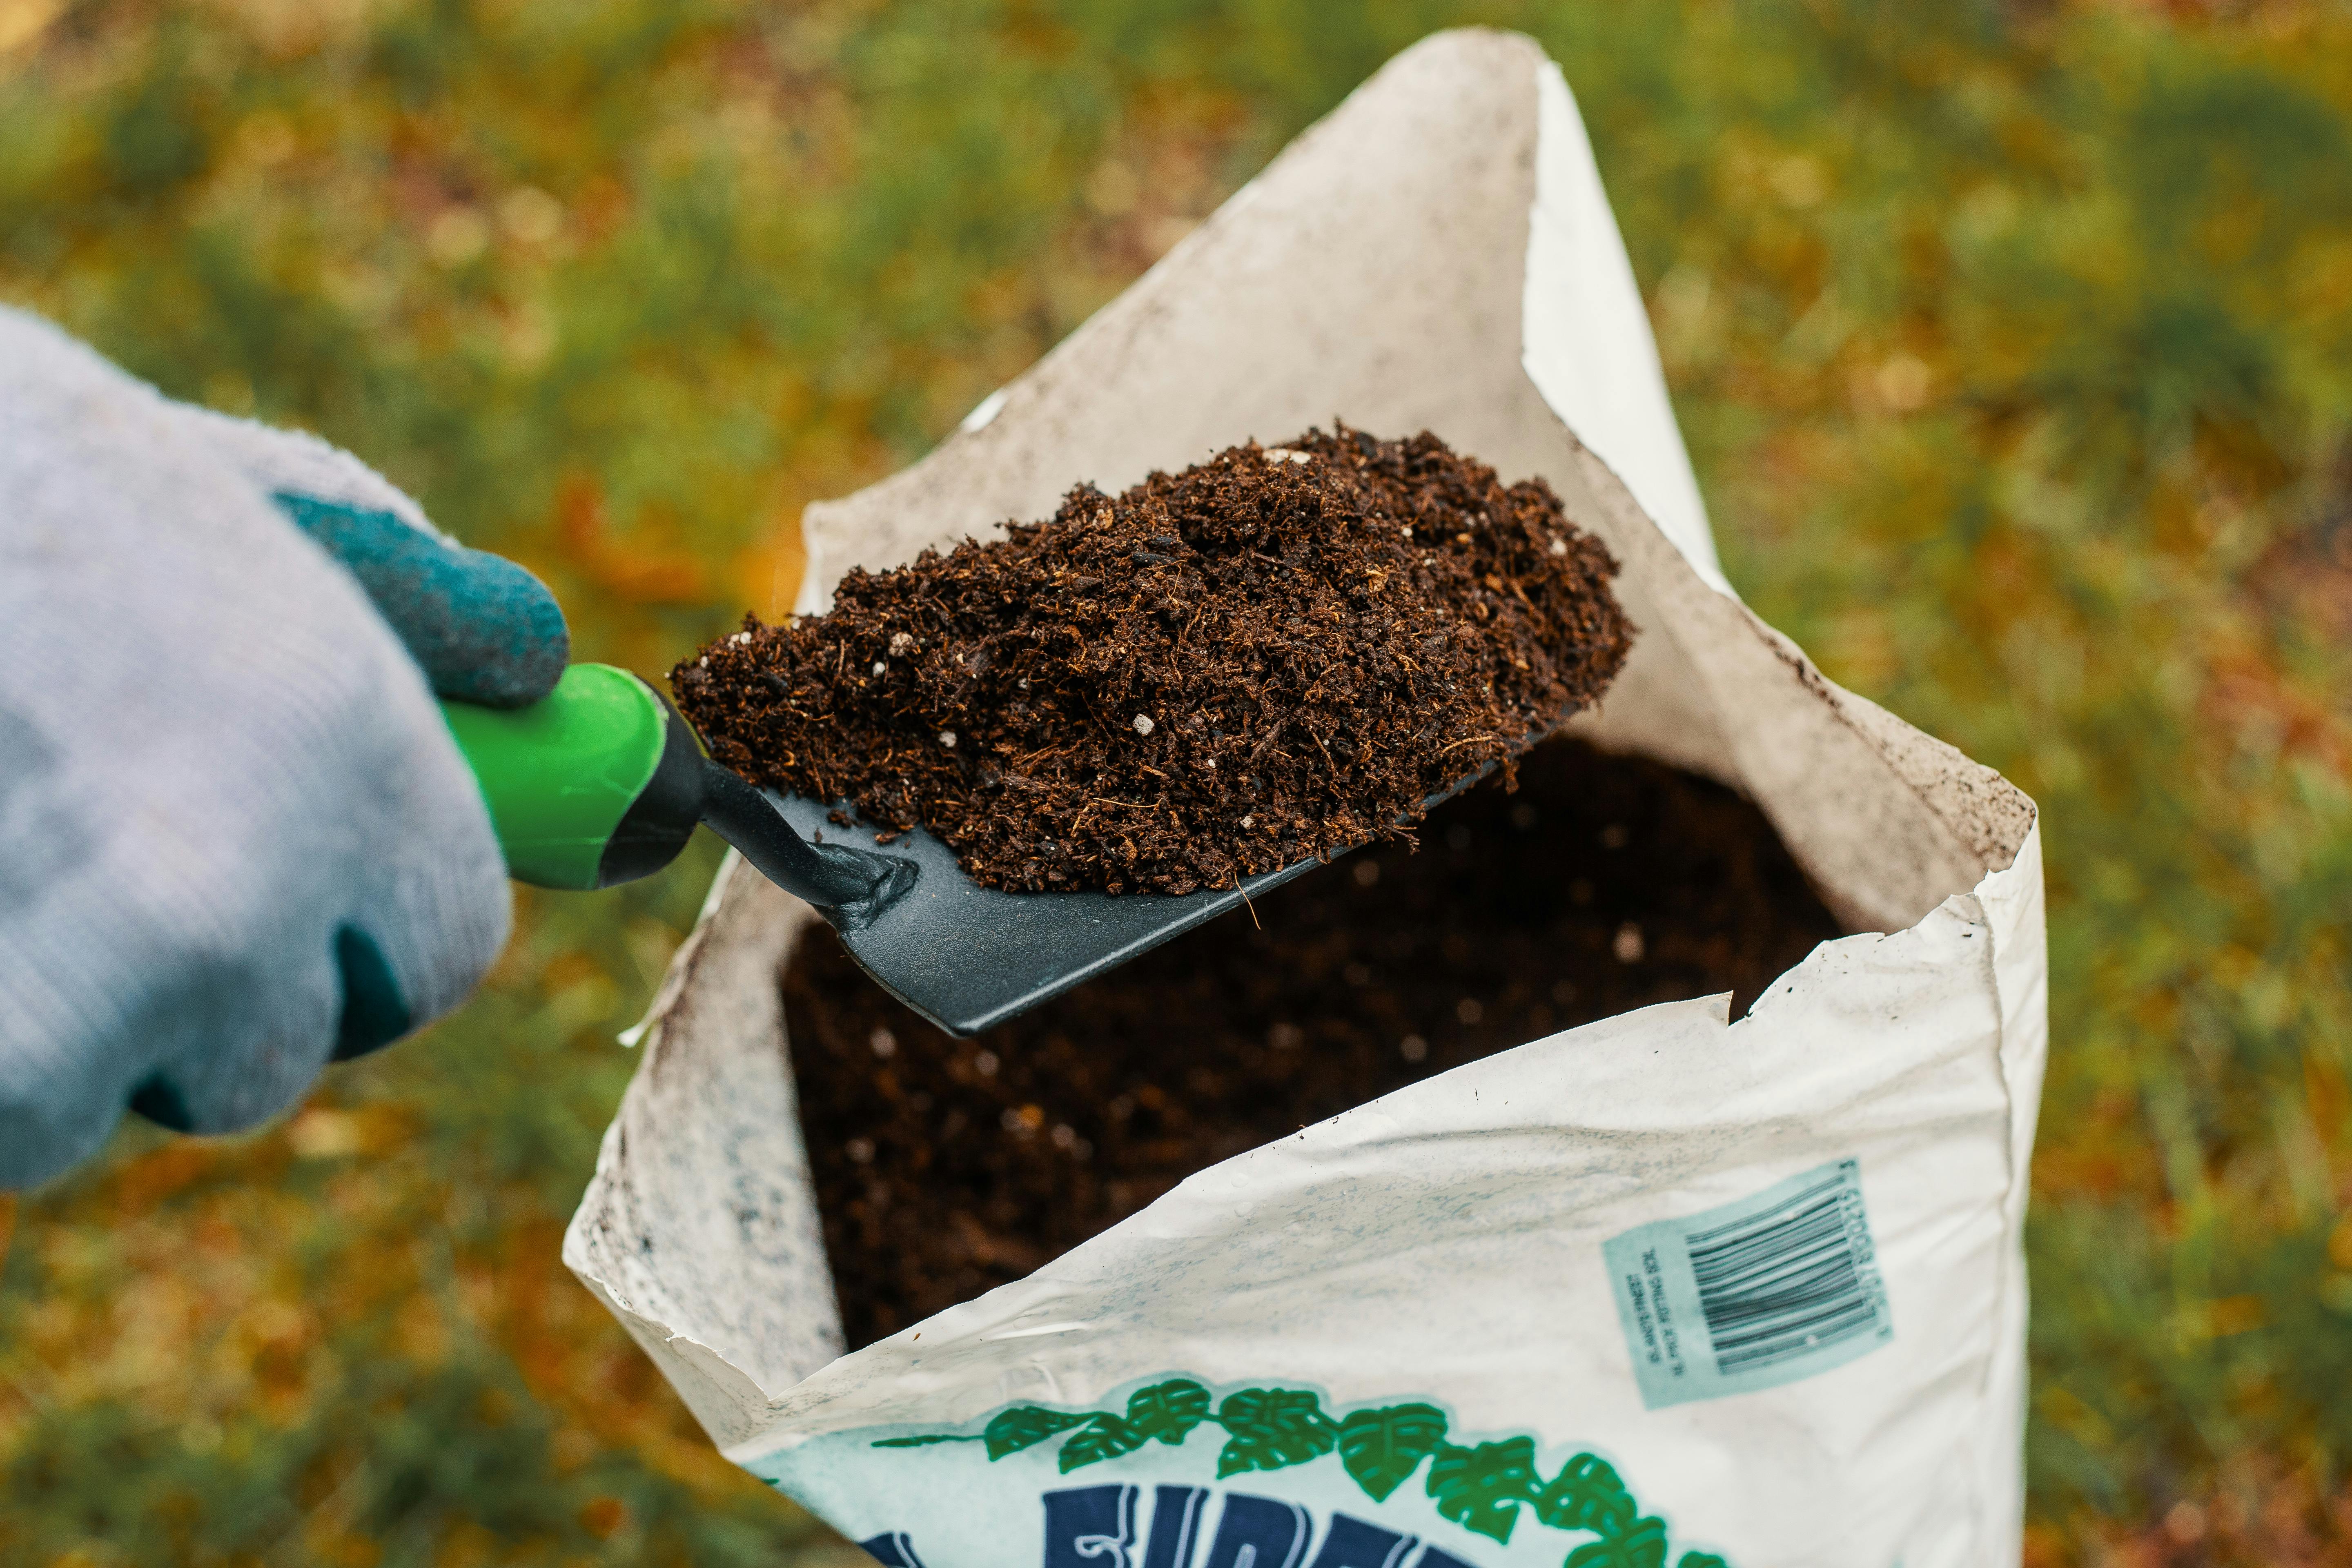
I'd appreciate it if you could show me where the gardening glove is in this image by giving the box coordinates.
[0,305,567,1189]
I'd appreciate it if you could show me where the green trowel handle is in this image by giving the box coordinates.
[440,663,705,891]
[441,662,918,920]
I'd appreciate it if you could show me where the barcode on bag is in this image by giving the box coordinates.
[1688,1165,1883,1374]
[1603,1159,1893,1410]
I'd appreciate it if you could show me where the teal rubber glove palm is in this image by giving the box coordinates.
[0,306,566,1187]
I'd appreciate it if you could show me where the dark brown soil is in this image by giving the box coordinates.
[677,428,1631,895]
[782,737,1844,1351]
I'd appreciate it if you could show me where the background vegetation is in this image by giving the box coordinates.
[2,0,2348,1563]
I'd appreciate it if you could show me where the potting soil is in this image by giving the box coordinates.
[677,428,1632,895]
[781,736,1844,1350]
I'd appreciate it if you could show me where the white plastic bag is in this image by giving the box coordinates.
[564,30,2044,1568]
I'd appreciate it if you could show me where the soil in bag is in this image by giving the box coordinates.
[676,428,1633,895]
[782,736,1846,1350]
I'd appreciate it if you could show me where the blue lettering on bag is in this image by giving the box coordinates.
[1039,1485,1488,1568]
[1199,1493,1312,1568]
[1144,1486,1212,1568]
[1307,1514,1420,1568]
[1410,1548,1481,1568]
[860,1531,929,1568]
[1045,1483,1141,1568]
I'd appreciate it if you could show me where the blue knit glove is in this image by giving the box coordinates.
[0,306,566,1187]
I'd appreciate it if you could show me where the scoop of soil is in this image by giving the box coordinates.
[675,428,1632,895]
[782,737,1844,1350]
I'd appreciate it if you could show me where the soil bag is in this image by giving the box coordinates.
[563,29,2045,1568]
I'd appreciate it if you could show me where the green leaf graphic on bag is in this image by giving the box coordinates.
[1214,1388,1339,1478]
[1532,1452,1635,1537]
[1126,1379,1212,1445]
[868,1434,974,1448]
[1565,1515,1668,1568]
[875,1378,1733,1568]
[1060,1414,1151,1472]
[1336,1403,1450,1501]
[1425,1437,1539,1544]
[983,1406,1091,1460]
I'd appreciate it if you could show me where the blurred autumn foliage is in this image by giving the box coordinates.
[3,0,2350,1564]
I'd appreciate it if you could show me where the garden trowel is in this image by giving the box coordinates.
[444,663,1372,1036]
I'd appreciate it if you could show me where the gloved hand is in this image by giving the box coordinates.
[0,305,565,1188]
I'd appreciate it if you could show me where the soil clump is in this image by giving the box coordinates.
[677,428,1632,895]
[781,737,1845,1350]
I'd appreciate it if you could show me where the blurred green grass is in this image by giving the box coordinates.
[2,1,2348,1564]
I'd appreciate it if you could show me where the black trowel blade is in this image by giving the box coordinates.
[764,789,1337,1036]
